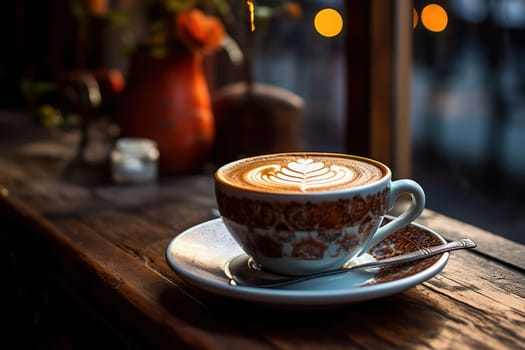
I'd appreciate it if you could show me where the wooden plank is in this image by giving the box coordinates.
[345,0,371,156]
[392,0,413,179]
[1,195,274,350]
[1,141,523,274]
[4,191,523,350]
[15,202,525,349]
[345,0,412,177]
[370,0,394,165]
[419,252,525,349]
[0,118,524,349]
[419,209,525,271]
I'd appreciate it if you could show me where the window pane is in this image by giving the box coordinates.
[412,0,525,244]
[253,0,346,151]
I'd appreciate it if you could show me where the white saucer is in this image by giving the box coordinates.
[165,217,449,308]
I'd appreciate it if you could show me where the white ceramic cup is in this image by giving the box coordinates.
[215,153,425,276]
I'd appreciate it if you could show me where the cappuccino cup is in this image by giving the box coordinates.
[214,152,425,276]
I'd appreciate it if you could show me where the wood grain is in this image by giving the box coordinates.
[0,116,524,349]
[419,210,525,271]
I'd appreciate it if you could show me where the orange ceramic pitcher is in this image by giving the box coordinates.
[117,49,214,174]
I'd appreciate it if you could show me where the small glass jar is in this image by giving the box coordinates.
[111,138,159,184]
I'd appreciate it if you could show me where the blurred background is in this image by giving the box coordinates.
[0,0,523,244]
[251,0,525,244]
[411,0,525,245]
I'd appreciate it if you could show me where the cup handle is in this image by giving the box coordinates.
[359,179,425,254]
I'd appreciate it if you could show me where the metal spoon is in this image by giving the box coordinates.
[227,238,477,288]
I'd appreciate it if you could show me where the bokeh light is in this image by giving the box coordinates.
[247,0,255,31]
[421,4,448,32]
[413,8,419,28]
[314,8,343,37]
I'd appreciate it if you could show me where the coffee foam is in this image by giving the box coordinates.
[217,154,386,193]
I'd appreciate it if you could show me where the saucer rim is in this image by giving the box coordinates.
[166,217,449,306]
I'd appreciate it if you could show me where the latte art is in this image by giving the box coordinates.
[216,153,387,193]
[245,158,355,192]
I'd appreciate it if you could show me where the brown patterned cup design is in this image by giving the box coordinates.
[214,153,425,276]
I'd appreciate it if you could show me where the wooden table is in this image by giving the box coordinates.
[1,114,524,349]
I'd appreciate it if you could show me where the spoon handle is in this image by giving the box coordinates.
[233,238,476,288]
[347,238,477,270]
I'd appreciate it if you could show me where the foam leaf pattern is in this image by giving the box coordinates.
[245,158,355,192]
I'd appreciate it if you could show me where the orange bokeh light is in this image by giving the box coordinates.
[413,8,419,29]
[421,4,448,32]
[314,8,343,37]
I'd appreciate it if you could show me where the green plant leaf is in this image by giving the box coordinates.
[165,0,196,12]
[150,46,168,58]
[39,105,64,129]
[207,0,232,17]
[20,80,57,101]
[69,0,86,21]
[105,10,129,26]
